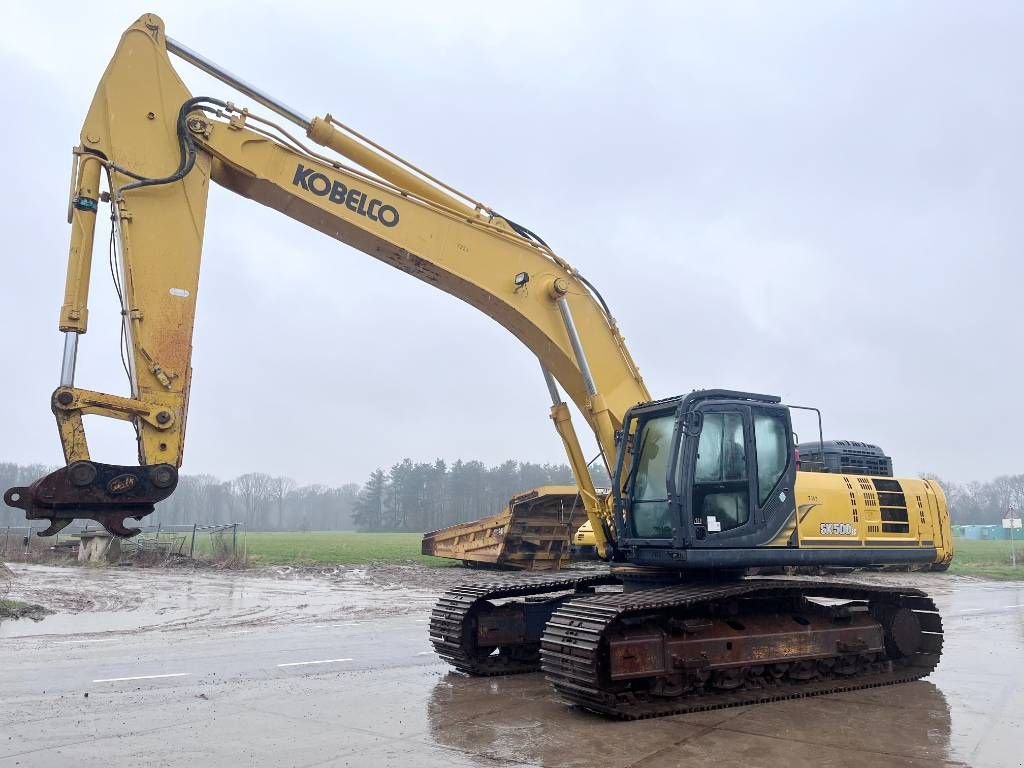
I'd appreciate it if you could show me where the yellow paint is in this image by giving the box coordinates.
[574,519,597,547]
[778,472,953,566]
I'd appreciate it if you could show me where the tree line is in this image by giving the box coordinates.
[0,461,360,532]
[3,460,1015,533]
[350,459,609,532]
[926,473,1024,526]
[0,459,606,533]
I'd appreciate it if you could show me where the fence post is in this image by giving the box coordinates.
[1011,518,1018,569]
[232,524,238,558]
[189,523,198,560]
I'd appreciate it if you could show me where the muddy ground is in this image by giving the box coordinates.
[0,560,965,630]
[0,561,502,635]
[0,562,1021,767]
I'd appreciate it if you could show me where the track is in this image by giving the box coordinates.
[540,580,942,719]
[431,575,942,719]
[428,572,618,675]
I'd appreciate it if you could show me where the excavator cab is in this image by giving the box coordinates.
[612,389,798,567]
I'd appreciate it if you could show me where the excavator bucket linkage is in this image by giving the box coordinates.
[3,461,177,538]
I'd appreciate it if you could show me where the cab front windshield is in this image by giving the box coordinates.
[630,414,676,538]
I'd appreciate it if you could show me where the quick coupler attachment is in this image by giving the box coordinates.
[3,461,178,538]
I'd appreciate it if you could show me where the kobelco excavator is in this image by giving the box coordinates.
[4,14,951,719]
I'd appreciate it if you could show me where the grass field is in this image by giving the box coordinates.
[219,531,455,566]
[8,529,1023,579]
[947,538,1024,580]
[228,533,1023,578]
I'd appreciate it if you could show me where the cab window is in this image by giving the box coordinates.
[754,411,788,504]
[693,412,749,532]
[630,415,675,538]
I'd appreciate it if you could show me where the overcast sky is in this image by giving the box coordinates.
[0,1,1020,487]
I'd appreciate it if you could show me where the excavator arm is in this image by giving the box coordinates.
[4,14,650,553]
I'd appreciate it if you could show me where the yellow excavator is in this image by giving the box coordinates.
[4,14,951,719]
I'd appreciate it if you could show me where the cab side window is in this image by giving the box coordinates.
[753,411,788,504]
[630,415,676,538]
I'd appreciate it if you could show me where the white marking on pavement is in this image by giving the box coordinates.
[93,672,192,683]
[955,604,1024,616]
[416,651,433,656]
[277,658,353,668]
[55,638,116,645]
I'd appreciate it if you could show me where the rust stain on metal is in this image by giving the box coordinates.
[609,608,885,681]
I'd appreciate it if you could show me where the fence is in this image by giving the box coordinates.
[1,522,246,565]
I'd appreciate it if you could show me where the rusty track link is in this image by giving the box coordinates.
[428,572,618,676]
[540,579,942,719]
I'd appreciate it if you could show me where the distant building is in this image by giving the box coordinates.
[952,524,1015,540]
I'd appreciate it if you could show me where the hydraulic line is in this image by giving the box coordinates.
[112,97,228,192]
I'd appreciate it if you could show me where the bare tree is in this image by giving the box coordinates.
[269,476,296,530]
[233,473,274,528]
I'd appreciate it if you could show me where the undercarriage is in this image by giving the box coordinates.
[429,573,941,719]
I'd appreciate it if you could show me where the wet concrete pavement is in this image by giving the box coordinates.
[0,564,1021,767]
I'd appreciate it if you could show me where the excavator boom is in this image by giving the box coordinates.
[5,14,648,550]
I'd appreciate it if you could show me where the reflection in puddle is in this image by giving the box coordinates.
[427,673,954,767]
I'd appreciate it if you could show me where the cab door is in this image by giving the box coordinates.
[682,402,795,548]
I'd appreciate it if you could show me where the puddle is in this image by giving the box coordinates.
[0,562,456,640]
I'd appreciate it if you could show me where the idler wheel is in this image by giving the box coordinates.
[872,604,922,658]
